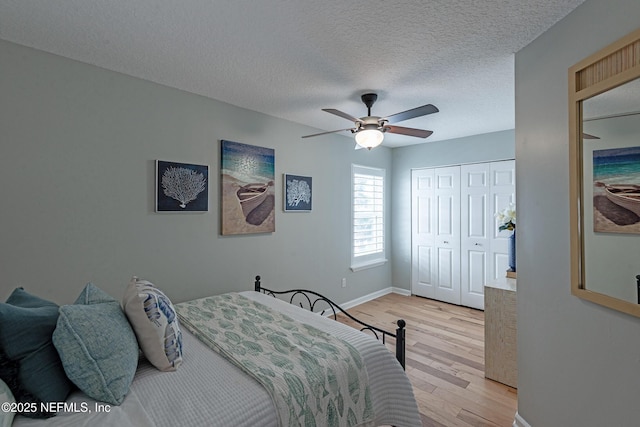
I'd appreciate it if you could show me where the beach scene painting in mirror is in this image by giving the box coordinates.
[593,146,640,234]
[220,140,275,235]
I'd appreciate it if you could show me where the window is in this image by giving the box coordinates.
[351,165,387,271]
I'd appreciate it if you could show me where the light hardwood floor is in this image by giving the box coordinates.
[336,293,517,427]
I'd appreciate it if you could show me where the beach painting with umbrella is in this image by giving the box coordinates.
[220,140,275,235]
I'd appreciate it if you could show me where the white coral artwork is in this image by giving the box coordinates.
[287,179,311,207]
[284,174,312,212]
[162,166,207,208]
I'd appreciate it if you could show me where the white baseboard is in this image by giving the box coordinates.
[513,412,531,427]
[391,286,412,296]
[339,286,411,310]
[340,287,392,310]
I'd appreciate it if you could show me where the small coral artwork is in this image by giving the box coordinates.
[284,174,312,212]
[156,160,208,212]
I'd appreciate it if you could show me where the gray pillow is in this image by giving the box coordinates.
[52,284,138,405]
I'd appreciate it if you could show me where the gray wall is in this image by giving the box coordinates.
[0,39,392,305]
[390,130,515,290]
[515,0,640,425]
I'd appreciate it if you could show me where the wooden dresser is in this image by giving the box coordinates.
[484,278,517,388]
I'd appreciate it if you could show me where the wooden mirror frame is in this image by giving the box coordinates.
[569,28,640,317]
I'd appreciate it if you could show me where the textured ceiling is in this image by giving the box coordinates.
[0,0,585,147]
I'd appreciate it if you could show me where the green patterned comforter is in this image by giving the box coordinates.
[176,293,374,427]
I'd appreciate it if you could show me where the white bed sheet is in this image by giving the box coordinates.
[12,291,421,427]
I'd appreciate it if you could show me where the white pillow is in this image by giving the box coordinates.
[0,378,15,427]
[122,277,183,371]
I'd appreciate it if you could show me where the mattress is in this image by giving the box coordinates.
[12,291,421,427]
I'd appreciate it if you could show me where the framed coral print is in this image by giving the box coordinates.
[284,174,312,212]
[156,160,208,212]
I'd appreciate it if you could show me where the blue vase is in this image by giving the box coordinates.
[508,232,516,272]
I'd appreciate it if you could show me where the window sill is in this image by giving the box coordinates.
[350,259,388,272]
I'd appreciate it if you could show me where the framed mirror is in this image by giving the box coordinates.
[569,28,640,317]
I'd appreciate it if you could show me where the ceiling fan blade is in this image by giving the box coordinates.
[385,125,433,138]
[301,128,355,138]
[583,133,601,139]
[322,108,364,123]
[384,104,439,124]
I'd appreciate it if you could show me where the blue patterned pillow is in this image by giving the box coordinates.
[0,288,73,418]
[52,284,138,405]
[122,277,183,371]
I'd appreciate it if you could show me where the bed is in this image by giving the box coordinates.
[4,276,421,427]
[253,276,408,370]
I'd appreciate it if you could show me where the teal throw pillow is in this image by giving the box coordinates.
[53,284,139,405]
[73,282,119,305]
[0,288,73,418]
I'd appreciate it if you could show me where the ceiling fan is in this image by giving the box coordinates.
[302,93,439,149]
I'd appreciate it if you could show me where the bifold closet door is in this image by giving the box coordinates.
[412,160,515,309]
[411,166,461,304]
[490,160,516,282]
[411,168,436,299]
[433,166,461,305]
[460,163,491,310]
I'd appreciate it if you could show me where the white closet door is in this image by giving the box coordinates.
[433,166,461,305]
[411,169,436,298]
[412,160,515,309]
[461,163,491,310]
[490,160,516,281]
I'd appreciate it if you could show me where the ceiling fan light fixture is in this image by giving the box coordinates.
[355,128,384,150]
[301,92,437,146]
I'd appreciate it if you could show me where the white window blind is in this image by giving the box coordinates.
[351,165,386,270]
